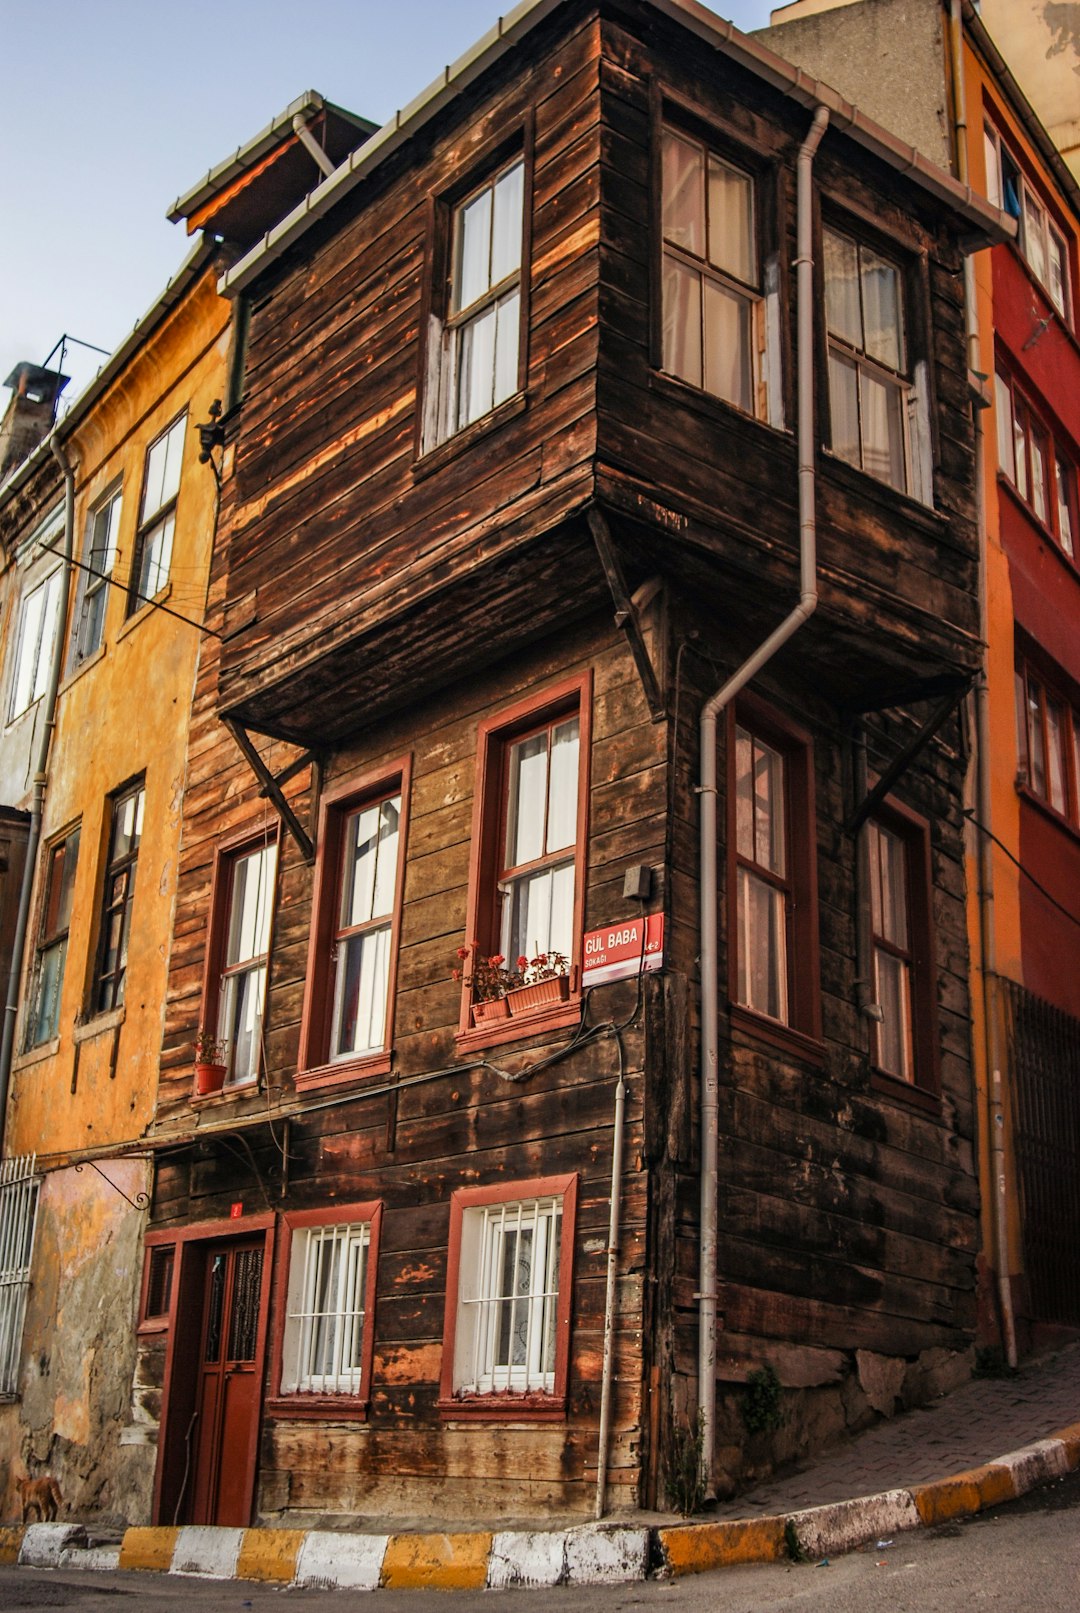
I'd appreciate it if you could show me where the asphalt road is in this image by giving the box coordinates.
[0,1470,1077,1611]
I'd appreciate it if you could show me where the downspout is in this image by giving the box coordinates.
[0,434,76,1154]
[291,113,336,180]
[949,0,1017,1366]
[697,104,829,1490]
[594,1042,626,1519]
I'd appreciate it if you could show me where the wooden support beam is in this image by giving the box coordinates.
[587,507,666,723]
[223,717,316,863]
[846,684,970,834]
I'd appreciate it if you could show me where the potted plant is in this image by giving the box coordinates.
[454,944,520,1026]
[194,1028,228,1095]
[506,951,571,1016]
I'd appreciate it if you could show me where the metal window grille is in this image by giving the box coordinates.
[289,1223,369,1394]
[465,1196,561,1395]
[0,1156,40,1398]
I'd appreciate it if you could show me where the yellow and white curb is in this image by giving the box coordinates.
[7,1420,1079,1590]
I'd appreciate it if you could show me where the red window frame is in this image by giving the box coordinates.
[265,1201,382,1421]
[866,800,939,1103]
[138,1231,179,1335]
[457,674,591,1048]
[297,758,411,1090]
[726,698,821,1052]
[200,825,280,1092]
[1015,655,1080,829]
[438,1174,577,1421]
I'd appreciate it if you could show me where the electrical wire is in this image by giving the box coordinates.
[966,808,1080,932]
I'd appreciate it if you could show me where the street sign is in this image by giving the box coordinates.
[582,914,664,988]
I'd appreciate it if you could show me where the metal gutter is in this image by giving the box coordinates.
[220,0,1013,300]
[167,92,375,224]
[0,238,218,504]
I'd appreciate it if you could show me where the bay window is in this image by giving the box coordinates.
[985,123,1071,323]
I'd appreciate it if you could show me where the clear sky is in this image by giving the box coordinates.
[2,0,776,411]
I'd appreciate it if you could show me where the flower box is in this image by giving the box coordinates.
[506,975,571,1017]
[472,997,511,1027]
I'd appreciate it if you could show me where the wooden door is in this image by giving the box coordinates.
[189,1238,265,1526]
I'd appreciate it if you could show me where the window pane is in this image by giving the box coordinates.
[869,821,908,949]
[860,247,905,372]
[875,948,912,1080]
[1027,677,1046,797]
[142,418,184,523]
[1048,229,1067,317]
[221,963,266,1084]
[454,185,493,312]
[455,302,497,428]
[333,922,391,1057]
[32,942,65,1046]
[546,717,580,852]
[1056,457,1075,557]
[860,368,906,490]
[506,731,548,868]
[824,228,862,347]
[752,739,785,876]
[138,511,175,598]
[662,129,704,256]
[737,866,788,1022]
[707,155,755,283]
[467,1198,560,1394]
[703,278,753,412]
[995,374,1014,480]
[490,161,524,285]
[662,256,703,387]
[983,128,1001,207]
[503,858,574,964]
[227,844,276,964]
[289,1224,368,1394]
[1012,411,1029,501]
[828,351,860,468]
[10,584,46,717]
[1030,427,1049,523]
[342,796,399,927]
[735,727,754,859]
[1046,698,1067,812]
[493,290,520,408]
[1023,191,1048,287]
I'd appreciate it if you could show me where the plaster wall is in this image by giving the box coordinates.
[979,0,1080,182]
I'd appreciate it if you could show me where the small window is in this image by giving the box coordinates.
[272,1204,381,1410]
[93,780,145,1013]
[128,414,185,614]
[728,703,819,1043]
[985,123,1071,323]
[824,226,910,493]
[143,1245,175,1323]
[660,125,772,419]
[216,840,277,1086]
[70,486,121,669]
[866,807,937,1096]
[8,569,62,721]
[300,766,409,1080]
[27,826,80,1048]
[428,157,525,447]
[440,1177,576,1411]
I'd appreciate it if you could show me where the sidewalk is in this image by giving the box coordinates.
[3,1340,1078,1591]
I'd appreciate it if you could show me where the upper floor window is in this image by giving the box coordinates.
[299,764,409,1082]
[70,485,122,670]
[866,806,937,1097]
[995,370,1077,561]
[94,779,145,1013]
[1016,656,1080,828]
[430,158,525,447]
[661,126,769,419]
[128,414,185,614]
[215,839,277,1087]
[824,225,911,494]
[27,825,80,1048]
[728,703,819,1043]
[8,568,62,722]
[985,124,1070,322]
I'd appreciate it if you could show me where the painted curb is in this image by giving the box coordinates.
[19,1418,1080,1591]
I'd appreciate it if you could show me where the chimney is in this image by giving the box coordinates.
[0,363,69,482]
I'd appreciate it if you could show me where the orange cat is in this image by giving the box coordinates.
[17,1475,62,1524]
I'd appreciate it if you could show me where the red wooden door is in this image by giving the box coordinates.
[189,1239,265,1526]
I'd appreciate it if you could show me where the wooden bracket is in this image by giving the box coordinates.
[846,682,970,835]
[587,507,666,723]
[223,717,316,864]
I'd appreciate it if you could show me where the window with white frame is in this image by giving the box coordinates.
[994,369,1077,560]
[217,841,277,1085]
[435,158,525,444]
[500,713,579,966]
[27,825,80,1048]
[281,1221,372,1395]
[0,1155,40,1398]
[661,126,770,418]
[8,568,62,722]
[824,226,911,493]
[330,791,401,1061]
[1015,655,1080,827]
[129,414,185,613]
[453,1195,562,1396]
[985,124,1070,322]
[70,486,121,669]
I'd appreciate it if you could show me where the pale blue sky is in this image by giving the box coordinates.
[1,0,776,410]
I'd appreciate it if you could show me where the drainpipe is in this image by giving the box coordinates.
[594,1050,626,1519]
[948,0,1017,1367]
[291,113,336,180]
[0,434,76,1154]
[697,104,829,1490]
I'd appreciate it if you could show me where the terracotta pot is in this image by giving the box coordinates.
[194,1060,227,1096]
[506,975,570,1016]
[472,997,511,1026]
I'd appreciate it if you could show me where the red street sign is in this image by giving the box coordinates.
[582,914,664,988]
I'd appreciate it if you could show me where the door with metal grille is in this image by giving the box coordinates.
[190,1239,266,1526]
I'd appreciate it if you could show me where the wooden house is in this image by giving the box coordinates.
[144,0,1009,1525]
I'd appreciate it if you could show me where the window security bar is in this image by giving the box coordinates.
[0,1155,40,1398]
[468,1197,560,1395]
[291,1222,369,1395]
